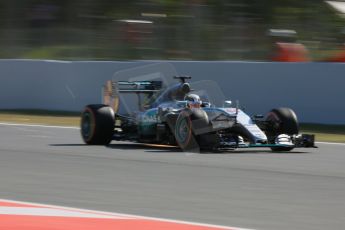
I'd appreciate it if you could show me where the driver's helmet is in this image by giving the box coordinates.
[184,94,202,108]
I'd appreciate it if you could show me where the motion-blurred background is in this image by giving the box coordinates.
[1,0,345,61]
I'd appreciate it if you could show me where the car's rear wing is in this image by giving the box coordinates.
[115,81,162,93]
[102,80,163,112]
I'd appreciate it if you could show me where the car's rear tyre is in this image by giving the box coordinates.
[266,107,299,152]
[81,104,115,145]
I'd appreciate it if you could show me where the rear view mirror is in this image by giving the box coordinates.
[223,100,232,108]
[254,114,264,119]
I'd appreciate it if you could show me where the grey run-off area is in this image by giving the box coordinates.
[0,123,344,230]
[0,60,344,124]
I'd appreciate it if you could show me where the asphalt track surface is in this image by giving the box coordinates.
[0,123,345,230]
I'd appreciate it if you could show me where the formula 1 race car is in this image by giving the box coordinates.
[81,73,315,152]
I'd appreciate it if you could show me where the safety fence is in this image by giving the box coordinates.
[0,60,344,124]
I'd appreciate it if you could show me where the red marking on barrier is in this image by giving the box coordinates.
[0,199,248,230]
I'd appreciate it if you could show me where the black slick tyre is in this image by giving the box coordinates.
[266,107,299,152]
[81,104,115,145]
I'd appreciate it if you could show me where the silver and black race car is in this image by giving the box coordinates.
[80,71,315,152]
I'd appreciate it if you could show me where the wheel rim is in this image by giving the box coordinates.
[81,111,93,141]
[175,117,191,145]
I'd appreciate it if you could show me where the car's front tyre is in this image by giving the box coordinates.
[266,107,299,152]
[81,104,115,145]
[174,108,210,152]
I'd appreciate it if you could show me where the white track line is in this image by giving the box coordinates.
[0,122,78,129]
[0,199,254,230]
[0,207,135,219]
[316,141,345,146]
